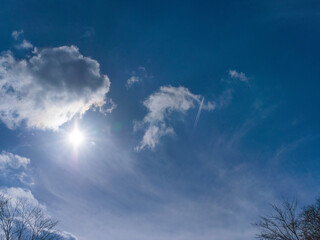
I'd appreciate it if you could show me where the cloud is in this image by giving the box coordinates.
[51,231,78,240]
[135,86,214,151]
[16,39,33,49]
[11,30,34,50]
[126,76,142,88]
[193,97,204,128]
[126,66,150,88]
[0,187,40,207]
[16,171,35,186]
[0,151,34,185]
[0,151,30,169]
[0,45,111,130]
[229,69,248,82]
[11,30,24,40]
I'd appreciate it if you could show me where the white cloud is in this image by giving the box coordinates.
[0,187,40,207]
[11,30,24,40]
[11,30,33,49]
[0,45,111,130]
[51,231,78,240]
[126,66,150,88]
[16,39,33,49]
[0,151,33,185]
[126,76,142,88]
[0,151,30,169]
[229,69,248,82]
[16,171,35,186]
[135,86,214,151]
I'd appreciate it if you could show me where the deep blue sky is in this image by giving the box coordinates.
[0,1,319,240]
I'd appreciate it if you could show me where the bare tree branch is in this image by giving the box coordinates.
[0,194,62,240]
[253,201,302,240]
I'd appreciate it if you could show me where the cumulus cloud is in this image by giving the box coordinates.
[0,45,111,130]
[0,187,40,207]
[135,86,215,151]
[51,231,78,240]
[229,69,248,82]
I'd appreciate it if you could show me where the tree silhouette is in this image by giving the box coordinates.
[0,195,61,240]
[254,199,320,240]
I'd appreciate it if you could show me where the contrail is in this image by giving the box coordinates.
[194,97,204,128]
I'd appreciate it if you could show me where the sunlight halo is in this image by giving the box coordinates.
[68,126,85,147]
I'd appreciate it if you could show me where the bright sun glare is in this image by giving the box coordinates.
[68,126,84,147]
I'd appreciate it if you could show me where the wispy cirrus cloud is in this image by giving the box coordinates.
[0,151,34,185]
[134,86,215,151]
[0,44,111,130]
[0,151,30,169]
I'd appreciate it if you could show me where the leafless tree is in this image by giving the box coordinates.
[14,199,33,240]
[0,195,19,240]
[0,195,61,240]
[27,206,60,240]
[254,201,302,240]
[300,199,320,240]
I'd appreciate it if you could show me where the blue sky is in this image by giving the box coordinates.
[0,0,320,239]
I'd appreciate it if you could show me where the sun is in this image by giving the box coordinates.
[68,126,85,147]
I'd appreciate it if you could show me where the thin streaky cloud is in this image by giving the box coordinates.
[194,97,204,128]
[0,151,30,169]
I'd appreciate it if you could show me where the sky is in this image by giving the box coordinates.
[0,0,319,239]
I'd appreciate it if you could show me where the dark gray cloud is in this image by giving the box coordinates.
[0,45,111,130]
